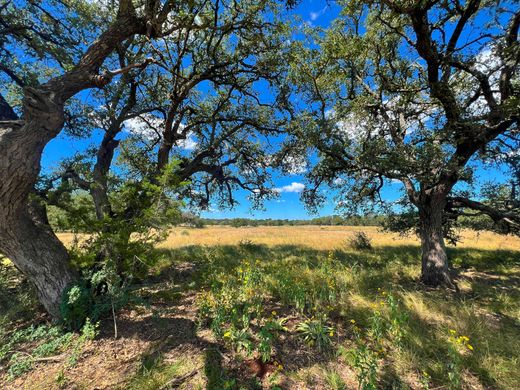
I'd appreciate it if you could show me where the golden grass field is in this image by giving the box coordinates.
[153,225,520,251]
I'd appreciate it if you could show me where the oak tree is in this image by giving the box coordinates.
[286,0,519,286]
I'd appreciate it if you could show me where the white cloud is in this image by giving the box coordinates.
[283,155,308,175]
[309,6,327,21]
[124,114,163,140]
[275,182,305,193]
[178,132,197,150]
[123,114,197,150]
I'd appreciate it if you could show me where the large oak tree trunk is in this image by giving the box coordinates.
[0,111,77,319]
[418,193,452,286]
[0,3,151,320]
[2,211,77,319]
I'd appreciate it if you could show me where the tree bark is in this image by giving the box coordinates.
[0,93,18,120]
[0,117,78,319]
[418,192,452,286]
[91,132,119,220]
[0,3,150,320]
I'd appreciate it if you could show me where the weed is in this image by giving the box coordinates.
[296,315,334,351]
[348,231,373,251]
[324,369,347,390]
[446,329,474,389]
[343,324,381,390]
[7,353,33,380]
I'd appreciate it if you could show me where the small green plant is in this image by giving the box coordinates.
[223,327,254,356]
[80,317,99,341]
[60,265,132,331]
[238,239,256,250]
[343,324,381,390]
[68,318,100,366]
[3,324,76,379]
[55,369,68,388]
[7,353,33,379]
[385,292,408,345]
[348,231,373,251]
[324,369,347,390]
[419,370,431,390]
[296,315,334,351]
[32,332,74,357]
[446,329,474,389]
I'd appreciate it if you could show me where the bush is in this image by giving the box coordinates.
[348,231,373,251]
[296,315,334,351]
[60,266,131,331]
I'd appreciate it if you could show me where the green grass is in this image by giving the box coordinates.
[1,242,519,389]
[152,243,520,389]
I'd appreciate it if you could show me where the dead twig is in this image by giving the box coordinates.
[158,368,200,389]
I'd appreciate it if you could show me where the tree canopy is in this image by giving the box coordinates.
[284,0,519,285]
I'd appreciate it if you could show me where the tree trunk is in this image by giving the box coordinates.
[0,4,150,320]
[0,116,78,320]
[418,193,452,286]
[91,132,119,220]
[2,211,77,319]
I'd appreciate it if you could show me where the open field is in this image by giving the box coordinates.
[158,225,520,251]
[2,226,520,389]
[57,225,520,252]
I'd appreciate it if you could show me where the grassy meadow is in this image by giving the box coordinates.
[1,226,520,389]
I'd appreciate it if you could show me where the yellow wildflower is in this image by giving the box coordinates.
[467,344,473,351]
[350,319,356,324]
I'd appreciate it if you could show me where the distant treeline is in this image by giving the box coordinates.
[199,214,387,227]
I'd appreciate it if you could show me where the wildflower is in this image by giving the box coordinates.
[380,300,385,306]
[223,331,231,338]
[272,310,277,316]
[467,344,474,351]
[329,330,334,337]
[350,319,356,324]
[449,329,456,334]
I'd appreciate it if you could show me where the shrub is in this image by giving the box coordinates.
[60,265,131,330]
[348,231,373,251]
[296,315,334,351]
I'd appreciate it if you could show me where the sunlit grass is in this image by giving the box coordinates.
[150,225,520,252]
[147,226,520,389]
[9,226,520,388]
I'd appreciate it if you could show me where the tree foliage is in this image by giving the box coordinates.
[284,0,519,284]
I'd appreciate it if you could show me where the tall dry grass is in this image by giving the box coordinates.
[156,225,520,251]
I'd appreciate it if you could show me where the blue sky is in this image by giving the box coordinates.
[39,0,511,220]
